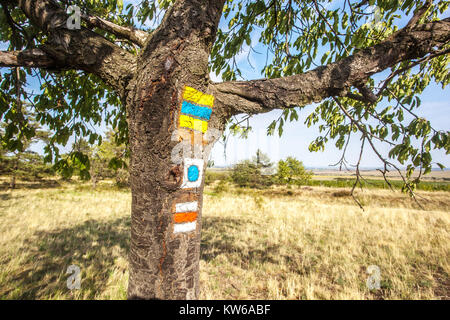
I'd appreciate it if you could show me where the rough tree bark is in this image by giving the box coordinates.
[125,0,228,300]
[0,0,449,300]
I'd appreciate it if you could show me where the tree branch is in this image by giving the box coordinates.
[211,17,450,116]
[377,46,450,97]
[13,0,137,97]
[333,96,425,210]
[81,13,149,47]
[405,0,432,30]
[0,49,60,68]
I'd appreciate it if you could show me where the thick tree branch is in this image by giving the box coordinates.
[141,0,226,58]
[81,13,149,47]
[0,49,60,68]
[13,0,137,97]
[377,46,450,97]
[211,17,450,116]
[1,0,30,47]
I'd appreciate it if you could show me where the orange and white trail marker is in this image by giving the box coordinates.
[173,201,199,234]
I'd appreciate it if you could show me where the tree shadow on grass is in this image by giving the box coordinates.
[2,215,306,299]
[201,216,304,273]
[0,193,14,201]
[0,179,61,191]
[0,217,130,299]
[0,193,24,211]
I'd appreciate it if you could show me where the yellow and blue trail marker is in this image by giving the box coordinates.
[179,86,214,133]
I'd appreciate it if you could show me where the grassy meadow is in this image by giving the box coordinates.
[0,176,449,299]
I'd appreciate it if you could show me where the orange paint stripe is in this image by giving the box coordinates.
[173,211,198,223]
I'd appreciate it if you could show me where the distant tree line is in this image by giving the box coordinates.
[1,107,302,191]
[0,104,53,188]
[0,103,129,189]
[230,149,312,188]
[65,129,129,188]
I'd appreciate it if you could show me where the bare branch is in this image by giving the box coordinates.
[351,136,365,211]
[211,17,450,116]
[330,130,352,171]
[81,13,148,47]
[332,97,425,210]
[13,0,137,97]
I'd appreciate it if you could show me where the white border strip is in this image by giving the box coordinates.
[175,201,198,213]
[173,221,197,234]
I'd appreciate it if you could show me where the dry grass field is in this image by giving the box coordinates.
[311,168,450,181]
[0,178,449,300]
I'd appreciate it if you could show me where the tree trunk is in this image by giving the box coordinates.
[125,2,225,298]
[10,157,18,189]
[10,174,16,189]
[126,67,211,300]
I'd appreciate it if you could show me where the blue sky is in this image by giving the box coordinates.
[1,1,449,169]
[208,3,450,169]
[208,88,449,168]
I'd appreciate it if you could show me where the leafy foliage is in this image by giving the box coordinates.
[211,0,449,196]
[231,150,275,188]
[0,0,448,197]
[0,102,53,187]
[277,156,312,185]
[0,0,146,170]
[231,159,271,188]
[55,129,129,186]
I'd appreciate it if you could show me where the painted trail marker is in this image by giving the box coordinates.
[173,200,199,234]
[170,86,215,234]
[181,158,204,189]
[178,87,214,134]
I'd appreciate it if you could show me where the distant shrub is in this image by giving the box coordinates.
[204,170,230,185]
[277,157,312,186]
[204,172,214,186]
[253,195,265,209]
[213,180,229,194]
[231,160,274,189]
[331,190,352,197]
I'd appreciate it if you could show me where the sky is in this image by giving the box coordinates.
[207,2,450,169]
[1,1,449,170]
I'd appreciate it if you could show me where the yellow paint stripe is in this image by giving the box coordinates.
[179,114,208,133]
[183,86,214,107]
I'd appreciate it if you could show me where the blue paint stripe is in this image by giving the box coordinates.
[181,101,212,120]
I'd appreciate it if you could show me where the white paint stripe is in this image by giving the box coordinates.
[175,201,198,213]
[173,221,197,234]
